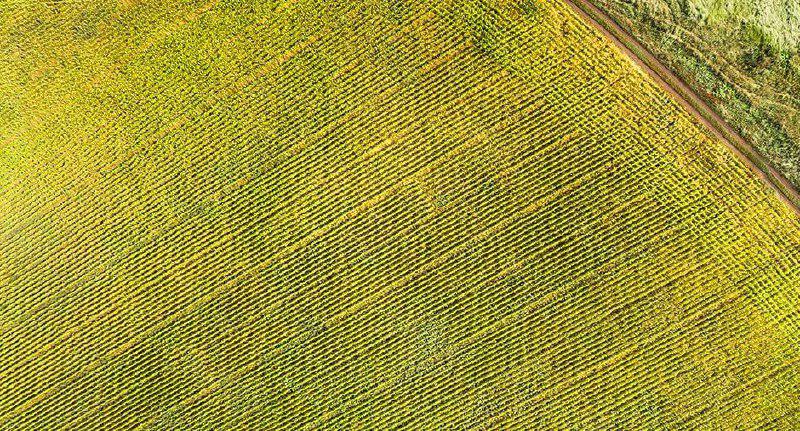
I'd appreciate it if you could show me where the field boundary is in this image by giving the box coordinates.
[562,0,800,217]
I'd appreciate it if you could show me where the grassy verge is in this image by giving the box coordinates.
[592,0,800,188]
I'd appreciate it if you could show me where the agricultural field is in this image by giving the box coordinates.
[1,0,799,429]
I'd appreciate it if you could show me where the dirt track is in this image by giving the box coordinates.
[563,0,800,217]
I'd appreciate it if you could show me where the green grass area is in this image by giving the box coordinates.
[595,0,800,188]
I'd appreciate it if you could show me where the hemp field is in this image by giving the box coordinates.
[0,0,799,429]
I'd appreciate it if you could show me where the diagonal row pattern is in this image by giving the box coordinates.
[1,0,799,429]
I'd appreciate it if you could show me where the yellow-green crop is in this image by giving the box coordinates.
[0,0,798,429]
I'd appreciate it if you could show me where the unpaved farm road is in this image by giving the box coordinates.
[563,0,800,218]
